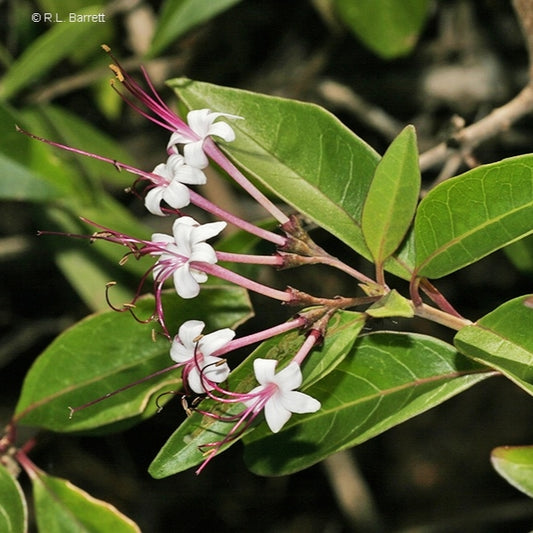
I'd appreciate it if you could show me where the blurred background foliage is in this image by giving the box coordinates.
[2,0,533,531]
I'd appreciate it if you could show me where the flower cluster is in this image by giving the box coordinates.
[27,48,335,472]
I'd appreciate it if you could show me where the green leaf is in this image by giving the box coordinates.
[243,332,491,476]
[0,6,109,100]
[14,287,252,432]
[148,0,242,57]
[169,79,419,278]
[415,155,533,279]
[148,310,364,477]
[505,234,533,274]
[0,103,73,201]
[41,197,153,312]
[366,289,414,318]
[492,445,533,498]
[334,0,430,59]
[28,464,140,533]
[22,105,138,188]
[0,152,61,201]
[0,463,27,533]
[454,294,533,396]
[362,125,420,267]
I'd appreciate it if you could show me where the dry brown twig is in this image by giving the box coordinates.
[419,0,533,179]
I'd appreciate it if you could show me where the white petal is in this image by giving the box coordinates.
[167,131,194,149]
[272,361,302,391]
[169,342,192,363]
[144,187,166,216]
[191,220,226,243]
[253,358,278,386]
[279,390,321,414]
[189,242,217,264]
[207,121,236,142]
[173,264,200,299]
[190,268,208,283]
[264,395,292,433]
[186,109,212,137]
[151,162,172,183]
[163,180,190,209]
[165,153,185,172]
[174,164,207,185]
[178,320,205,349]
[199,328,235,356]
[187,367,209,394]
[201,355,231,383]
[151,232,173,243]
[183,141,209,169]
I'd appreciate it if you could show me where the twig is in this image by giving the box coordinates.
[318,79,403,141]
[26,55,189,104]
[419,83,533,173]
[420,1,533,176]
[323,451,385,533]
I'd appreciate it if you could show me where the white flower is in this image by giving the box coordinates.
[167,109,242,169]
[170,320,235,394]
[151,216,226,298]
[145,153,207,216]
[246,358,321,433]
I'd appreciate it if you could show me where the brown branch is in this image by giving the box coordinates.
[419,84,533,174]
[419,2,533,178]
[514,0,533,78]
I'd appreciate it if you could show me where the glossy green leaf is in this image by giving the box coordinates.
[169,80,377,254]
[505,235,533,274]
[334,0,430,59]
[148,0,242,57]
[415,155,533,279]
[492,445,533,498]
[366,289,414,318]
[362,125,420,267]
[148,310,364,477]
[28,464,140,533]
[0,6,108,100]
[243,332,491,476]
[14,287,252,432]
[170,79,415,278]
[0,464,27,533]
[454,295,533,396]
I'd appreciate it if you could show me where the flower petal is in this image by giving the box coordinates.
[253,358,278,385]
[264,394,292,433]
[183,141,209,169]
[189,242,217,264]
[186,367,208,394]
[178,320,205,349]
[272,361,303,391]
[206,120,236,142]
[144,187,166,216]
[199,328,235,356]
[279,390,321,414]
[173,264,200,299]
[187,109,212,135]
[151,162,172,184]
[201,355,231,383]
[167,131,195,148]
[191,220,227,243]
[190,268,208,284]
[174,164,207,185]
[163,180,190,209]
